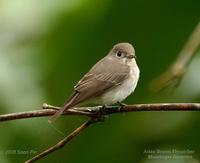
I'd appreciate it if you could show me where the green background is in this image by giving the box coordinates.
[0,0,200,162]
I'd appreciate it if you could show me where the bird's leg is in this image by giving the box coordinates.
[117,101,127,107]
[92,105,109,122]
[117,101,127,112]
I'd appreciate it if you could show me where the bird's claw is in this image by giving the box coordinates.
[117,101,127,107]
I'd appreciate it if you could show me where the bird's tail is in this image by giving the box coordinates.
[48,92,79,123]
[48,104,71,124]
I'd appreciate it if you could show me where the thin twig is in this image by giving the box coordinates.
[150,22,200,92]
[25,118,96,163]
[1,103,200,122]
[0,103,95,122]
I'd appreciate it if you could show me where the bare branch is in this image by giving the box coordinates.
[1,102,200,162]
[1,103,200,122]
[150,22,200,92]
[25,118,96,163]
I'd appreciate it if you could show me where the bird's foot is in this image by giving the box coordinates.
[117,102,127,112]
[117,101,127,107]
[92,105,109,122]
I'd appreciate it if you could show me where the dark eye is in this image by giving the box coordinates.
[116,51,122,57]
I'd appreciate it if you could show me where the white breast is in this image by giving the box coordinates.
[96,63,140,104]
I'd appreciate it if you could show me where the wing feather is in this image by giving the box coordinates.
[49,57,129,123]
[70,57,129,105]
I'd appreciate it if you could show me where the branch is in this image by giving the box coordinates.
[1,103,200,122]
[1,102,200,163]
[150,22,200,92]
[25,118,96,163]
[0,103,94,122]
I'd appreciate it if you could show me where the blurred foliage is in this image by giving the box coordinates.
[0,0,200,163]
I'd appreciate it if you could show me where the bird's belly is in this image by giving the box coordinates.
[94,66,139,104]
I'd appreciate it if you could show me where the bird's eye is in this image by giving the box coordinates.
[116,51,122,57]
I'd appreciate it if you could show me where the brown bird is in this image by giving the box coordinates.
[49,43,140,123]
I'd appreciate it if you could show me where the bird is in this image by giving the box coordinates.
[49,42,140,123]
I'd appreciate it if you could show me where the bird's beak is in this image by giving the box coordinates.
[127,54,136,59]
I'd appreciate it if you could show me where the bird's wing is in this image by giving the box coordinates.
[73,72,126,102]
[71,57,130,104]
[48,57,129,123]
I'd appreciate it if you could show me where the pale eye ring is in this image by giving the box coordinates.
[116,51,122,57]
